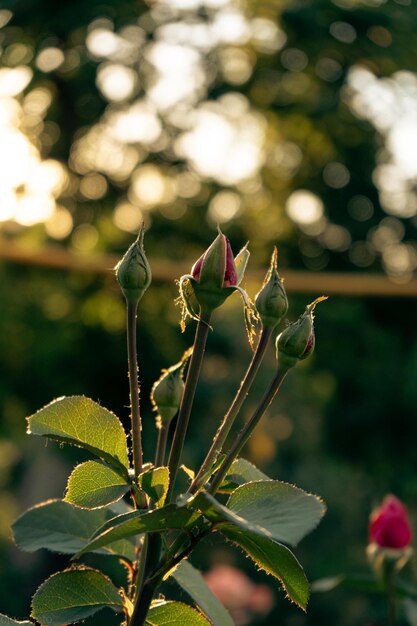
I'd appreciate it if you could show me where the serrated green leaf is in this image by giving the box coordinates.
[194,491,264,535]
[145,601,212,625]
[12,499,135,560]
[27,396,129,475]
[76,504,202,557]
[65,460,130,509]
[31,567,123,626]
[219,458,271,493]
[138,467,169,508]
[221,526,309,610]
[227,480,325,546]
[0,616,32,625]
[171,560,234,626]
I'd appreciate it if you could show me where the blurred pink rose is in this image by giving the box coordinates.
[204,564,274,626]
[247,584,275,615]
[369,495,412,549]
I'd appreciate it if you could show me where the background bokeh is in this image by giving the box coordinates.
[1,0,417,623]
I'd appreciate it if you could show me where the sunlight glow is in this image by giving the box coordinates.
[0,95,67,227]
[208,190,241,223]
[96,64,138,101]
[176,99,265,185]
[36,48,65,73]
[146,42,204,110]
[113,201,143,233]
[87,28,122,58]
[0,67,32,97]
[70,124,140,179]
[212,9,251,45]
[130,164,177,208]
[108,102,162,144]
[347,67,417,220]
[45,206,74,239]
[286,190,325,225]
[0,10,13,28]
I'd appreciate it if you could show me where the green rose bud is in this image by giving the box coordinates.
[255,247,288,329]
[276,296,327,369]
[151,349,191,426]
[115,225,151,303]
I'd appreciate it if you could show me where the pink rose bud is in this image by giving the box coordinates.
[369,495,412,550]
[181,229,250,316]
[191,231,238,288]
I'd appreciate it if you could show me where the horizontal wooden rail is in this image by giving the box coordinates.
[1,240,417,297]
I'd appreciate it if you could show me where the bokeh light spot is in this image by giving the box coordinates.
[323,161,350,188]
[71,223,99,252]
[113,201,143,233]
[96,64,138,102]
[45,206,74,239]
[208,190,241,223]
[0,66,32,97]
[79,173,108,200]
[286,190,324,225]
[36,47,65,72]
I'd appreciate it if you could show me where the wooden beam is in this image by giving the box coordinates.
[1,240,416,297]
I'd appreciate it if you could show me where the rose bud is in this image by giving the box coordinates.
[151,351,190,427]
[276,296,327,369]
[179,229,254,326]
[255,247,288,329]
[115,225,151,303]
[369,495,412,550]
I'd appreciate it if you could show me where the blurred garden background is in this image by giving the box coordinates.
[1,0,417,623]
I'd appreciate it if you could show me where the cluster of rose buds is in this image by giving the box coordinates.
[116,226,326,368]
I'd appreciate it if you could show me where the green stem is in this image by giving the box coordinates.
[129,528,211,626]
[132,422,168,613]
[190,326,272,494]
[166,311,212,503]
[387,569,398,626]
[127,300,144,482]
[154,423,169,468]
[209,365,289,494]
[129,574,158,626]
[132,535,148,604]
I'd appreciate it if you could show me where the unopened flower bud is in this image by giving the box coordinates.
[115,225,151,303]
[151,350,190,426]
[367,495,413,577]
[182,229,248,314]
[191,230,238,296]
[276,296,327,369]
[255,247,288,329]
[369,495,412,550]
